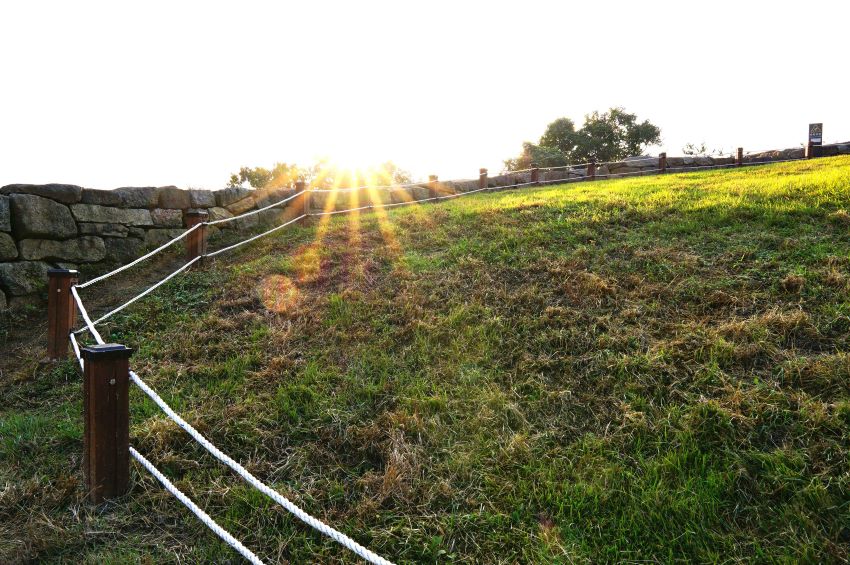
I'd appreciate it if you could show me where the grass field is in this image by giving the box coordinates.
[3,157,850,563]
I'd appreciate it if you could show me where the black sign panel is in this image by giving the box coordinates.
[809,123,823,145]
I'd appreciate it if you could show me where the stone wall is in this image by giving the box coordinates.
[3,143,849,308]
[0,183,297,309]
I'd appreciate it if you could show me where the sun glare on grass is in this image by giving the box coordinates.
[281,160,421,303]
[259,274,299,313]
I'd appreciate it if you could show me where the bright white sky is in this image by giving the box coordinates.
[1,1,847,189]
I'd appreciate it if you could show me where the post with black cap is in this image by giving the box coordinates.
[83,343,133,503]
[47,269,78,360]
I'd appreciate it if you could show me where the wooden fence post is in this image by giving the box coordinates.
[659,152,667,174]
[47,269,78,360]
[295,180,309,217]
[83,343,132,503]
[428,175,438,199]
[806,142,814,159]
[184,210,208,262]
[587,161,597,181]
[736,147,743,166]
[479,168,488,190]
[531,163,540,185]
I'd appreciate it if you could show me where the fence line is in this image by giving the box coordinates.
[207,189,307,226]
[62,150,833,563]
[130,369,395,565]
[129,446,267,565]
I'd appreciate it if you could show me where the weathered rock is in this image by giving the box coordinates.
[207,207,234,226]
[234,214,259,231]
[104,237,144,263]
[666,157,684,167]
[10,194,77,239]
[144,228,185,247]
[0,233,18,260]
[225,195,257,215]
[411,186,431,201]
[79,222,129,237]
[188,189,216,208]
[623,156,658,168]
[18,237,106,263]
[389,188,414,204]
[0,183,82,204]
[70,204,153,226]
[81,188,123,206]
[0,288,6,310]
[255,188,296,208]
[113,186,160,208]
[610,166,642,176]
[0,261,51,296]
[0,195,9,232]
[158,186,190,209]
[150,208,184,227]
[595,165,610,177]
[128,227,146,238]
[258,208,285,226]
[215,187,251,207]
[54,263,78,271]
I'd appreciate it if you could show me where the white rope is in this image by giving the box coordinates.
[205,215,306,258]
[129,371,394,565]
[69,332,84,370]
[77,224,201,289]
[129,446,266,565]
[84,256,202,328]
[206,190,306,226]
[71,285,105,345]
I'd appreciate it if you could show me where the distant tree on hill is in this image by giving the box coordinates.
[505,107,661,170]
[227,160,411,189]
[227,162,301,189]
[503,142,570,171]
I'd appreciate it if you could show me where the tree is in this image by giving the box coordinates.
[539,117,578,157]
[228,160,412,190]
[227,162,302,189]
[503,142,569,171]
[505,107,661,170]
[571,108,661,163]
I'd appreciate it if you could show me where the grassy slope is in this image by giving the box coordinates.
[3,157,850,563]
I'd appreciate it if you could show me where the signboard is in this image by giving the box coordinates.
[809,123,823,145]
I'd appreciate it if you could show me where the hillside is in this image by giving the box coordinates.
[3,157,850,563]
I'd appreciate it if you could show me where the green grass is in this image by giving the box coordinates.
[3,157,850,562]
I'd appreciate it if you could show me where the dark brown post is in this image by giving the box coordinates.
[83,343,132,503]
[806,142,814,159]
[295,180,309,217]
[587,161,597,181]
[531,163,540,185]
[736,147,743,166]
[184,210,208,261]
[428,175,438,198]
[659,152,667,174]
[479,168,488,189]
[47,269,78,360]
